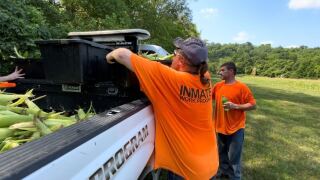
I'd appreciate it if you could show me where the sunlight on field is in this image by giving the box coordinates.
[250,114,267,120]
[237,76,320,97]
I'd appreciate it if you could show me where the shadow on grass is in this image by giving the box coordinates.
[248,84,320,134]
[243,84,320,179]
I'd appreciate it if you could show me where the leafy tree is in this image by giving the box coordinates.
[0,0,198,73]
[0,0,50,60]
[123,0,198,50]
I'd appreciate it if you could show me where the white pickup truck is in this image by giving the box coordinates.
[0,29,169,180]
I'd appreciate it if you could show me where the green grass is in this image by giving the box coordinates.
[237,76,320,180]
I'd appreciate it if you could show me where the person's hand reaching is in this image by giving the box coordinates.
[7,66,25,81]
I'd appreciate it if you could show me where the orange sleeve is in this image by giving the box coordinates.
[241,84,256,105]
[130,53,176,101]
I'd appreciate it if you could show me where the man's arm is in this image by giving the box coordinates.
[0,67,25,82]
[224,84,256,111]
[106,48,134,72]
[224,102,256,111]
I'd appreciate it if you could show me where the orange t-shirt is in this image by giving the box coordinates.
[212,81,256,135]
[131,54,219,180]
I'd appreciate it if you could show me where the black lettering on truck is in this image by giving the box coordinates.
[103,157,116,180]
[115,148,124,169]
[89,125,149,180]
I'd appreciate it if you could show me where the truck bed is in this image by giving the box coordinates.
[0,99,154,180]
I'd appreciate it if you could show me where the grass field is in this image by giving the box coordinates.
[236,76,320,180]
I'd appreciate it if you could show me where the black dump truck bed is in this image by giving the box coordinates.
[0,29,157,180]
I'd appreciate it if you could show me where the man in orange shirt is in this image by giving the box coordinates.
[212,62,256,180]
[106,37,219,179]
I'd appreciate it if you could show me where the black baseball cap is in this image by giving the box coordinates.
[173,37,208,66]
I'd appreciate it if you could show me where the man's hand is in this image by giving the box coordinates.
[106,51,116,64]
[105,48,133,71]
[7,67,25,81]
[223,101,239,110]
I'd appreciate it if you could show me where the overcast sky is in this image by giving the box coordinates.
[188,0,320,47]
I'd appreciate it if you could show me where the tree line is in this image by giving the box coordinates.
[0,0,197,59]
[207,43,320,79]
[1,0,319,79]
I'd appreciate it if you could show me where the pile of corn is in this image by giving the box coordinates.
[140,53,174,61]
[0,89,95,153]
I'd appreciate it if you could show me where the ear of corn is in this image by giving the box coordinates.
[77,108,86,120]
[45,118,76,125]
[222,96,229,104]
[29,132,41,141]
[0,128,14,141]
[13,130,33,137]
[0,114,33,128]
[9,90,34,107]
[55,116,76,121]
[9,122,35,130]
[7,106,48,117]
[141,53,159,60]
[0,105,7,111]
[141,53,174,61]
[49,124,64,132]
[0,110,19,116]
[0,89,95,153]
[221,96,229,111]
[0,91,33,106]
[34,113,52,136]
[0,140,20,152]
[7,106,38,116]
[15,127,37,132]
[159,54,174,60]
[0,141,5,150]
[85,102,96,119]
[25,97,40,111]
[47,111,65,119]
